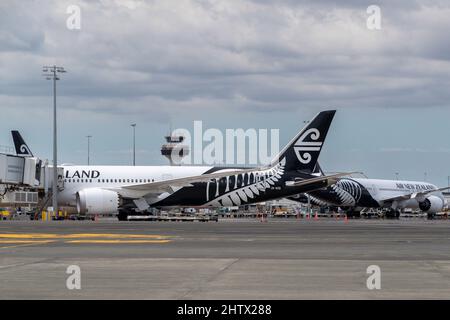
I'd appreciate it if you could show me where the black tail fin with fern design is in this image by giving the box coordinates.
[270,110,335,173]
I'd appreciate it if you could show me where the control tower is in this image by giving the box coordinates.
[161,134,189,165]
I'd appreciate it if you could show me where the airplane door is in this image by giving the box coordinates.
[372,184,378,196]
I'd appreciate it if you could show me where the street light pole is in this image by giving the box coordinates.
[87,135,92,165]
[43,65,66,220]
[131,124,136,166]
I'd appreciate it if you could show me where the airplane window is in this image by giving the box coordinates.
[98,179,100,183]
[131,179,134,183]
[77,179,80,183]
[90,179,92,183]
[152,179,154,182]
[140,179,142,183]
[115,179,117,183]
[127,179,130,183]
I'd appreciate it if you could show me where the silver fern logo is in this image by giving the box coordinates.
[333,179,362,206]
[293,128,322,164]
[19,144,32,156]
[205,158,286,206]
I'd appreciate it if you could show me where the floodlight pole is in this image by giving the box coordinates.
[87,135,92,165]
[131,124,136,166]
[43,65,66,220]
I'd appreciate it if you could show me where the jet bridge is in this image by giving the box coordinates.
[0,153,53,207]
[0,153,42,187]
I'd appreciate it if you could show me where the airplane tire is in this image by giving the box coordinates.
[346,210,360,219]
[117,211,129,221]
[385,210,398,219]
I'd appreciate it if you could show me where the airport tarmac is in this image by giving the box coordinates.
[1,218,450,299]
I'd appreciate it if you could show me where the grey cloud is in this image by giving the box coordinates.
[2,0,450,117]
[1,0,450,159]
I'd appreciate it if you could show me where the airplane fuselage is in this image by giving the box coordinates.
[303,177,446,213]
[58,162,328,212]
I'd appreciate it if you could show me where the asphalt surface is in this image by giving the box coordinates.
[1,218,449,299]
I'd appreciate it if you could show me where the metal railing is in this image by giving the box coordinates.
[0,145,15,155]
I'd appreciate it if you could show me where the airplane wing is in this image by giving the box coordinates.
[285,172,361,187]
[105,167,359,199]
[381,186,450,203]
[103,167,261,198]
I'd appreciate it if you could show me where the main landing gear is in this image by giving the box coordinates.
[117,209,130,221]
[385,209,400,219]
[427,212,436,220]
[345,210,361,218]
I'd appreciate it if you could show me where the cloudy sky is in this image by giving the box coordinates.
[1,0,450,185]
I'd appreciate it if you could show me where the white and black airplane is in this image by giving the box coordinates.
[290,163,449,218]
[12,110,351,220]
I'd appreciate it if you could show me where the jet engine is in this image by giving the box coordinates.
[76,188,120,214]
[418,195,444,213]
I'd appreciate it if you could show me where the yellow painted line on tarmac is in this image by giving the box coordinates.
[62,233,171,239]
[0,240,56,244]
[0,233,63,239]
[0,233,171,239]
[65,239,172,244]
[0,233,173,246]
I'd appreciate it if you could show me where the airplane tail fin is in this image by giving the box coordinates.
[270,110,335,173]
[11,130,33,157]
[312,162,325,176]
